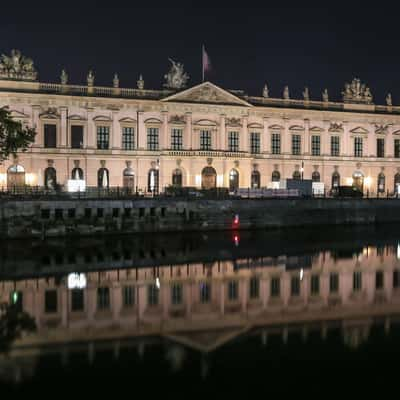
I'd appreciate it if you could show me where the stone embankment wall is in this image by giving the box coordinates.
[1,198,400,238]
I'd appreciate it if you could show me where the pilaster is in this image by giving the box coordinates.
[185,112,192,150]
[112,111,121,150]
[219,114,226,151]
[60,106,67,148]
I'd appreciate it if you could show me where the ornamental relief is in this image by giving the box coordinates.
[329,122,343,132]
[225,117,241,127]
[375,124,390,135]
[169,115,186,124]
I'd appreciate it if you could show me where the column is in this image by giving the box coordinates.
[241,115,248,152]
[112,111,121,150]
[263,117,270,153]
[87,108,96,149]
[219,114,226,151]
[161,111,168,150]
[137,110,146,150]
[60,107,67,148]
[303,119,310,155]
[32,105,42,147]
[185,112,192,150]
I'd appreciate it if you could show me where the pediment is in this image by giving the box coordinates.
[119,117,137,123]
[69,114,87,121]
[93,115,112,122]
[248,122,264,129]
[350,126,369,134]
[9,109,30,119]
[310,126,324,132]
[161,82,252,107]
[193,119,218,127]
[289,125,305,131]
[269,124,284,130]
[392,130,400,136]
[144,117,162,124]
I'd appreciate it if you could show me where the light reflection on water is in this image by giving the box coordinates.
[2,226,400,386]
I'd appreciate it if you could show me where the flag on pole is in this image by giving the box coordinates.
[202,45,212,82]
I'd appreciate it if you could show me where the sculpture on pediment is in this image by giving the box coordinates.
[303,87,310,101]
[329,122,343,131]
[113,73,119,88]
[186,85,219,102]
[226,117,241,126]
[87,70,95,86]
[0,49,38,80]
[137,74,144,90]
[322,88,329,102]
[386,93,392,106]
[170,115,185,124]
[164,58,189,90]
[262,84,269,98]
[60,69,68,85]
[342,78,373,104]
[375,124,390,135]
[283,86,290,100]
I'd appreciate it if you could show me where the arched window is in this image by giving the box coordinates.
[44,167,57,190]
[377,173,385,193]
[229,169,239,192]
[332,172,340,189]
[98,168,109,188]
[312,171,320,182]
[251,170,260,189]
[172,169,183,187]
[123,167,135,189]
[293,170,301,180]
[7,164,25,188]
[148,168,159,193]
[352,170,364,192]
[395,173,400,194]
[71,167,84,180]
[271,170,280,182]
[201,166,217,189]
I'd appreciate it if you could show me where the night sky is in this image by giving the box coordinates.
[0,2,399,103]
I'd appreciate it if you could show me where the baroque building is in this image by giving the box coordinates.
[1,49,400,194]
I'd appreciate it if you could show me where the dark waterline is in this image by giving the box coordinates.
[2,225,400,393]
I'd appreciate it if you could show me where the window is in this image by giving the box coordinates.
[10,291,23,312]
[97,126,109,149]
[291,134,301,155]
[228,131,239,152]
[376,271,384,290]
[271,133,281,154]
[123,286,135,307]
[311,135,320,156]
[377,138,385,158]
[354,137,363,157]
[147,284,159,306]
[171,128,183,150]
[228,280,238,301]
[97,287,110,310]
[71,125,83,149]
[250,132,260,154]
[393,270,400,288]
[200,130,212,150]
[71,289,84,311]
[329,272,339,293]
[249,277,260,299]
[251,170,260,189]
[395,139,400,158]
[291,276,300,296]
[310,275,320,295]
[45,290,58,313]
[377,173,385,193]
[171,283,183,305]
[272,170,280,182]
[147,168,159,193]
[172,169,182,187]
[147,127,159,150]
[312,171,320,182]
[270,277,280,297]
[122,127,135,150]
[395,173,400,193]
[332,172,340,189]
[44,124,57,148]
[331,136,340,156]
[353,271,362,291]
[200,282,211,303]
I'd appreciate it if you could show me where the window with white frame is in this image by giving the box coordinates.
[291,134,301,155]
[200,130,212,150]
[171,283,183,305]
[147,127,159,150]
[97,126,109,150]
[171,128,183,150]
[271,132,281,154]
[250,132,260,154]
[311,135,321,156]
[354,137,363,157]
[122,127,135,150]
[331,136,340,156]
[228,131,239,152]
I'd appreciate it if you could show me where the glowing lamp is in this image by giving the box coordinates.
[67,273,87,289]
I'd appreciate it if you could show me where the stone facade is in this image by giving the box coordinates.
[1,50,400,194]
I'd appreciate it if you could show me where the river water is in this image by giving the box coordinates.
[1,226,400,393]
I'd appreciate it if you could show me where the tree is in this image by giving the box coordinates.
[0,106,36,163]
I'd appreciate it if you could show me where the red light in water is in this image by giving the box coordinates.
[233,214,240,227]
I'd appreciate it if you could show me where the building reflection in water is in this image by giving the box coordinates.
[1,228,400,382]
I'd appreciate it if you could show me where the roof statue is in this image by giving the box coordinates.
[342,78,373,104]
[0,49,37,81]
[137,74,144,90]
[87,70,95,86]
[322,88,329,102]
[283,85,290,100]
[60,69,68,85]
[303,87,309,101]
[386,93,392,106]
[164,58,189,90]
[262,84,269,98]
[113,73,119,88]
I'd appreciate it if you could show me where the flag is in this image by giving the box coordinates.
[202,45,212,82]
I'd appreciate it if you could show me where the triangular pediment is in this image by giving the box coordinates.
[161,82,252,107]
[350,126,369,134]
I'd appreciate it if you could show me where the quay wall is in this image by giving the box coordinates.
[1,198,400,238]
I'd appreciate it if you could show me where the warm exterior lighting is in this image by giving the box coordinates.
[67,273,87,289]
[300,268,304,280]
[364,176,372,187]
[232,213,240,229]
[217,174,223,187]
[0,173,6,185]
[25,173,36,185]
[195,174,201,187]
[156,277,160,289]
[346,177,354,186]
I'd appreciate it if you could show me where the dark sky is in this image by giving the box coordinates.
[0,2,399,103]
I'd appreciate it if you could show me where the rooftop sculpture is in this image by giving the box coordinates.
[342,78,373,104]
[164,58,189,90]
[0,49,37,81]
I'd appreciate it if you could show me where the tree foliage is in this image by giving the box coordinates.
[0,106,36,162]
